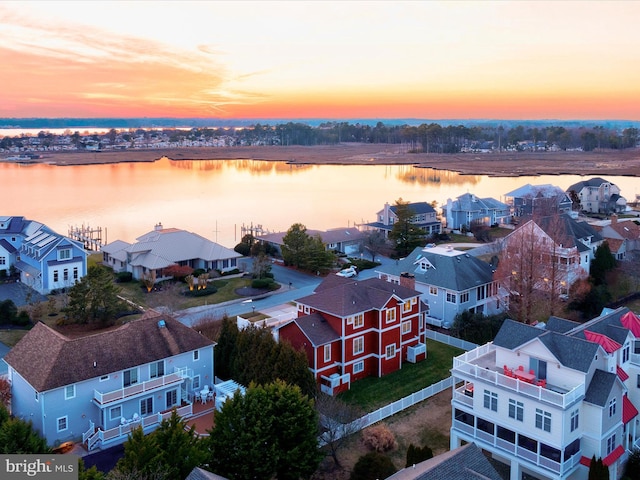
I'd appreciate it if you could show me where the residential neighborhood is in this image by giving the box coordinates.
[0,176,639,480]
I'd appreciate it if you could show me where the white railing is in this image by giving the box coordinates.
[94,372,185,405]
[320,372,350,395]
[452,419,581,475]
[85,404,193,451]
[452,352,585,409]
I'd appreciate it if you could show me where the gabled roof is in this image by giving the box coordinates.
[296,277,419,317]
[583,330,622,353]
[4,310,214,392]
[536,214,602,249]
[505,183,568,200]
[545,316,580,334]
[389,202,436,216]
[621,311,640,337]
[377,245,495,292]
[448,193,509,213]
[492,319,545,350]
[387,442,503,480]
[584,369,618,407]
[0,216,26,234]
[292,313,341,347]
[256,227,363,246]
[567,177,616,192]
[0,238,17,253]
[623,394,638,424]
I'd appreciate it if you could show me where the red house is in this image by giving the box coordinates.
[278,275,426,395]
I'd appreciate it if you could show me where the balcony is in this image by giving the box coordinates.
[452,418,582,476]
[320,372,351,396]
[452,344,585,409]
[83,403,193,451]
[93,369,189,406]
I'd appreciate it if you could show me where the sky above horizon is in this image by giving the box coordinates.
[2,1,640,121]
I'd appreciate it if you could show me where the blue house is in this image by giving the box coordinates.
[366,201,442,238]
[443,193,511,230]
[4,310,215,450]
[0,216,87,294]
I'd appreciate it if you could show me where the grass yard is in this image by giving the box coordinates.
[337,339,463,411]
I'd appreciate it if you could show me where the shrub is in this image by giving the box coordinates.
[347,258,381,271]
[182,285,217,298]
[362,424,396,453]
[251,278,274,289]
[14,311,31,327]
[193,269,206,277]
[116,271,133,283]
[349,452,397,480]
[0,300,18,325]
[219,268,240,276]
[0,269,6,279]
[405,443,433,467]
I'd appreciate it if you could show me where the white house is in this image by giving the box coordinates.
[375,245,506,328]
[0,216,87,294]
[450,307,640,480]
[567,177,627,214]
[101,223,242,281]
[4,310,215,450]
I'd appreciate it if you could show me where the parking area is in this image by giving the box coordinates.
[0,281,47,307]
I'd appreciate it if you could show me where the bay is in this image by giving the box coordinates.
[2,157,638,248]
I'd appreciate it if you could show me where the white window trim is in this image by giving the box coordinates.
[57,416,68,432]
[353,336,364,355]
[193,350,199,361]
[64,385,75,400]
[110,406,122,421]
[324,344,331,362]
[385,344,396,359]
[353,361,364,374]
[401,321,411,334]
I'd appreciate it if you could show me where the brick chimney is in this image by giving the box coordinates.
[611,214,618,226]
[399,272,415,290]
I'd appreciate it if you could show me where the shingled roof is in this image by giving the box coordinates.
[376,245,495,292]
[293,313,341,346]
[4,310,214,392]
[296,277,419,317]
[584,370,618,407]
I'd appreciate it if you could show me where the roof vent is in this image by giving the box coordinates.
[93,361,97,368]
[158,319,166,328]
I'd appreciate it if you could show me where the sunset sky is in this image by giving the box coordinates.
[2,1,640,121]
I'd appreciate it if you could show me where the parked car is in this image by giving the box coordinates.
[336,266,358,278]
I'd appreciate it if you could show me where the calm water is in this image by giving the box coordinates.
[2,157,638,248]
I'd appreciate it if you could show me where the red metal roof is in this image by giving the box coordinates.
[580,445,625,468]
[584,330,622,353]
[617,365,630,382]
[623,394,638,424]
[621,311,640,338]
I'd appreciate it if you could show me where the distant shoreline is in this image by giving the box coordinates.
[3,144,640,177]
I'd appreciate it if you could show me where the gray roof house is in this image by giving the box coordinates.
[504,184,573,218]
[450,306,640,479]
[101,223,242,281]
[375,244,506,328]
[256,226,364,256]
[366,201,441,237]
[4,310,215,450]
[567,177,627,214]
[443,193,511,230]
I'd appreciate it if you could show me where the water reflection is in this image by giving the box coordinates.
[2,158,637,248]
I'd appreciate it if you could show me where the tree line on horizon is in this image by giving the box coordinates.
[2,121,638,154]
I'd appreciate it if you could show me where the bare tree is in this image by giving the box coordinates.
[316,393,364,469]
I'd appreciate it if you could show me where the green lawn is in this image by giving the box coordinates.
[337,339,463,411]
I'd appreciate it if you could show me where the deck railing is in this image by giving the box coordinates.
[93,371,186,406]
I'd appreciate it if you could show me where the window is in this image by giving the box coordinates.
[508,399,523,421]
[385,344,396,359]
[59,248,71,260]
[353,314,364,328]
[63,268,69,281]
[483,390,497,412]
[57,416,68,432]
[353,336,364,355]
[140,397,153,416]
[73,267,78,280]
[166,389,177,408]
[193,350,199,361]
[609,398,617,417]
[446,292,456,303]
[353,361,364,374]
[123,368,138,387]
[110,406,122,421]
[535,408,551,432]
[150,361,165,379]
[324,344,331,362]
[100,375,109,382]
[401,321,411,334]
[64,385,75,400]
[460,291,469,303]
[477,285,487,300]
[607,434,616,455]
[385,308,396,324]
[429,286,438,295]
[0,256,5,265]
[403,301,412,313]
[193,376,201,390]
[623,344,630,363]
[53,270,59,282]
[35,391,39,402]
[570,409,579,432]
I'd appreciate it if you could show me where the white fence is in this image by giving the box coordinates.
[425,329,478,351]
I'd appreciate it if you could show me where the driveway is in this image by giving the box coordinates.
[0,282,47,307]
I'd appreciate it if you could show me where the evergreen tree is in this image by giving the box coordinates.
[63,265,124,324]
[350,452,397,480]
[405,443,433,467]
[0,404,50,454]
[214,316,239,380]
[388,199,425,257]
[590,241,617,286]
[281,223,309,268]
[588,456,609,480]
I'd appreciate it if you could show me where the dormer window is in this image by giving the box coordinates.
[58,248,71,261]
